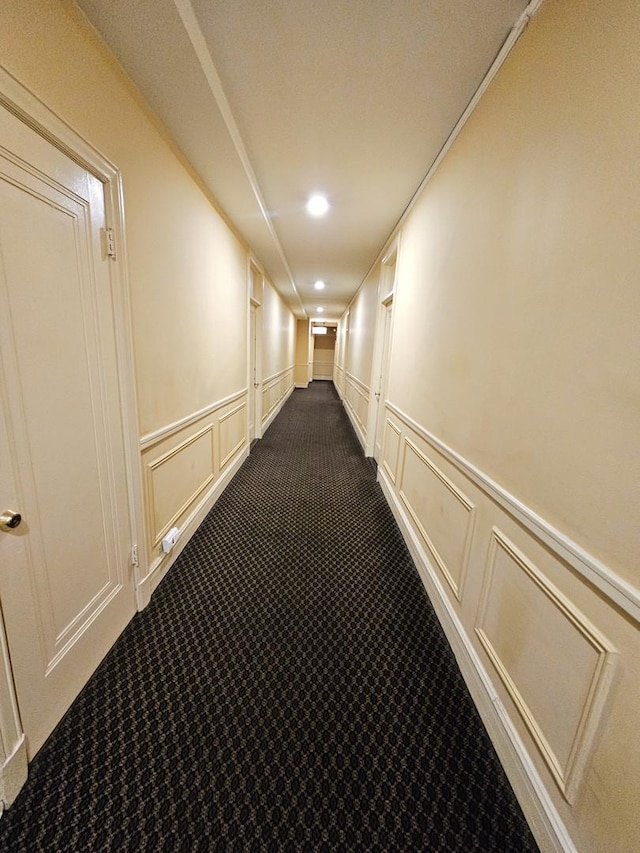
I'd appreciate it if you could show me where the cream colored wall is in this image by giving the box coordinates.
[339,268,380,446]
[345,269,379,386]
[294,319,310,387]
[341,1,640,851]
[334,318,345,391]
[261,278,295,381]
[391,0,638,583]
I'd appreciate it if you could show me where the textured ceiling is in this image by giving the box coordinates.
[76,0,529,319]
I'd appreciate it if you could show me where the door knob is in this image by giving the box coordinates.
[0,510,22,531]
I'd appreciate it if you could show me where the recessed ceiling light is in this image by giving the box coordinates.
[317,307,324,313]
[314,280,325,290]
[306,194,329,217]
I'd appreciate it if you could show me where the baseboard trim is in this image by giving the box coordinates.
[0,735,27,810]
[136,444,249,609]
[378,465,576,853]
[341,397,366,452]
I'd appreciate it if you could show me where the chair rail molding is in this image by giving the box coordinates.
[385,402,640,624]
[140,388,247,450]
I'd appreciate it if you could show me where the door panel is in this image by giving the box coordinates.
[0,106,135,758]
[374,302,393,462]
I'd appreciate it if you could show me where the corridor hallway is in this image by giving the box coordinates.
[0,382,537,851]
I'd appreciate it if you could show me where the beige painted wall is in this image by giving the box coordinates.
[261,278,296,383]
[344,268,379,388]
[259,277,295,430]
[335,267,382,447]
[294,319,310,386]
[339,2,640,851]
[390,0,639,583]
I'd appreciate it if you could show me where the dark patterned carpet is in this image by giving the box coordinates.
[0,381,539,851]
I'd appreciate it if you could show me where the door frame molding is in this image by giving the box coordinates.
[0,65,146,806]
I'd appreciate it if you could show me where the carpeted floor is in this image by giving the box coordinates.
[0,381,539,851]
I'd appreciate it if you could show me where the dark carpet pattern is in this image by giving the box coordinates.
[0,381,538,851]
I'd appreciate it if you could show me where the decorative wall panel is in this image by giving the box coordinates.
[399,438,476,600]
[147,425,214,545]
[476,529,617,803]
[261,367,294,426]
[219,403,246,470]
[344,373,370,438]
[382,419,401,483]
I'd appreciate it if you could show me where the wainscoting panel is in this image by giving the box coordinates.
[399,438,476,601]
[146,425,215,546]
[476,529,616,804]
[294,361,308,388]
[261,366,294,432]
[313,348,334,380]
[382,419,401,483]
[219,403,246,471]
[364,400,634,853]
[344,373,370,446]
[140,389,249,574]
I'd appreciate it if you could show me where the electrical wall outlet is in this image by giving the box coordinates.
[161,526,180,554]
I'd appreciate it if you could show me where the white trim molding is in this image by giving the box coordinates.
[381,419,401,484]
[262,365,294,386]
[219,402,247,470]
[386,401,640,624]
[146,425,216,547]
[261,384,295,434]
[343,372,370,450]
[476,528,617,805]
[398,437,477,603]
[0,612,26,808]
[377,465,576,853]
[140,388,247,450]
[259,365,294,434]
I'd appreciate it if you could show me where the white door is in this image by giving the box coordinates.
[0,105,136,758]
[373,301,393,462]
[249,304,256,440]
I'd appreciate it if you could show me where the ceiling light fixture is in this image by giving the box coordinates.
[314,280,325,290]
[306,194,329,217]
[317,307,324,313]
